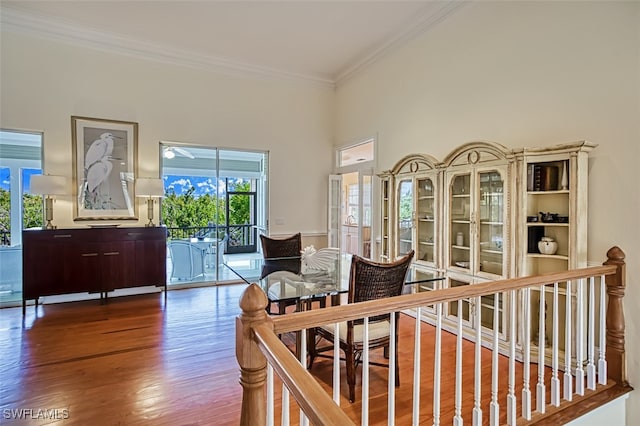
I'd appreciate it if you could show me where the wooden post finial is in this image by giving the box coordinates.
[603,246,628,387]
[236,283,270,426]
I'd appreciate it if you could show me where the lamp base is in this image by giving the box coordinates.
[44,197,56,230]
[146,198,156,227]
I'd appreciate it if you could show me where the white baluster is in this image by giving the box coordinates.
[412,307,422,426]
[507,291,517,425]
[522,288,532,420]
[282,385,290,426]
[576,279,585,396]
[587,276,596,390]
[563,280,573,401]
[536,285,546,413]
[490,294,500,426]
[300,328,308,426]
[598,275,608,385]
[433,303,442,426]
[388,312,396,425]
[333,322,341,404]
[362,316,369,425]
[453,301,463,426]
[551,282,560,407]
[473,297,483,426]
[267,364,274,426]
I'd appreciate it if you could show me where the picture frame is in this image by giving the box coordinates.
[71,116,138,221]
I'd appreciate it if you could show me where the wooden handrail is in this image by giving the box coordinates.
[253,324,355,425]
[272,264,617,334]
[237,247,629,425]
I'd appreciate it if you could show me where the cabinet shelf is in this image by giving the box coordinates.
[526,223,569,227]
[419,218,435,222]
[451,219,470,224]
[527,190,570,195]
[452,245,470,250]
[479,221,503,226]
[418,195,435,200]
[419,241,435,246]
[452,194,470,198]
[527,253,569,260]
[481,248,503,255]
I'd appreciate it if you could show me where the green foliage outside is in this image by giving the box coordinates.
[0,188,43,243]
[160,180,252,228]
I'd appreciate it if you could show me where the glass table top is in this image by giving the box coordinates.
[224,255,445,304]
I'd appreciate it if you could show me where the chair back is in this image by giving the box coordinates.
[260,233,302,258]
[168,240,206,280]
[348,250,414,322]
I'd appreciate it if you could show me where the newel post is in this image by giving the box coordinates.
[236,283,270,426]
[603,246,629,387]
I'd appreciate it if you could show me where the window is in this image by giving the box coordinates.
[338,139,374,168]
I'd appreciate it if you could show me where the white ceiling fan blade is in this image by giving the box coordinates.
[172,147,195,159]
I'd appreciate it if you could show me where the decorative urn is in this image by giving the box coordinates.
[538,237,558,255]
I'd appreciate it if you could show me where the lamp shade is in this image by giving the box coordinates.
[135,178,164,197]
[30,175,68,196]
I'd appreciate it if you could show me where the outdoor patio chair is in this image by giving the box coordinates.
[168,240,207,281]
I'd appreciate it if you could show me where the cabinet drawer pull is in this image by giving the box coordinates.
[104,252,120,256]
[81,253,99,257]
[127,232,142,236]
[54,234,72,238]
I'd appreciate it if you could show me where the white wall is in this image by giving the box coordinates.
[0,31,334,235]
[336,1,639,423]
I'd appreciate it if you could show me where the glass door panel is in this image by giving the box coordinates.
[361,173,372,258]
[328,175,342,249]
[448,278,471,325]
[416,177,435,263]
[478,171,504,275]
[480,293,503,333]
[161,144,268,284]
[397,179,413,257]
[450,173,471,268]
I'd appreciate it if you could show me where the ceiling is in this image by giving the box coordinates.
[0,1,463,86]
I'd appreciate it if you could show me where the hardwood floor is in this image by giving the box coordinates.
[0,285,550,425]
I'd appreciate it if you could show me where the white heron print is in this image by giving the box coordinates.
[82,130,124,209]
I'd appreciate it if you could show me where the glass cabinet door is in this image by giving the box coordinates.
[416,177,435,263]
[478,170,504,276]
[449,173,471,269]
[448,278,472,326]
[397,179,413,256]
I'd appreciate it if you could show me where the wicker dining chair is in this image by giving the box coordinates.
[308,250,414,402]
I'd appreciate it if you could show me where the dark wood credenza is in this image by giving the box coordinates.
[22,226,167,313]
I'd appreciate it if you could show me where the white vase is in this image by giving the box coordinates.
[538,239,558,255]
[560,161,568,190]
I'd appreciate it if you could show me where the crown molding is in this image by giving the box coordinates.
[0,6,336,88]
[1,2,465,90]
[334,1,467,87]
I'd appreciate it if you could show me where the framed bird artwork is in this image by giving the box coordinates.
[71,116,138,221]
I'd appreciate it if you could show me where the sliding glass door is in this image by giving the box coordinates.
[160,143,267,285]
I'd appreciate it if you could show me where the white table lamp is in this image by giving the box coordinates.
[135,178,164,227]
[30,175,68,230]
